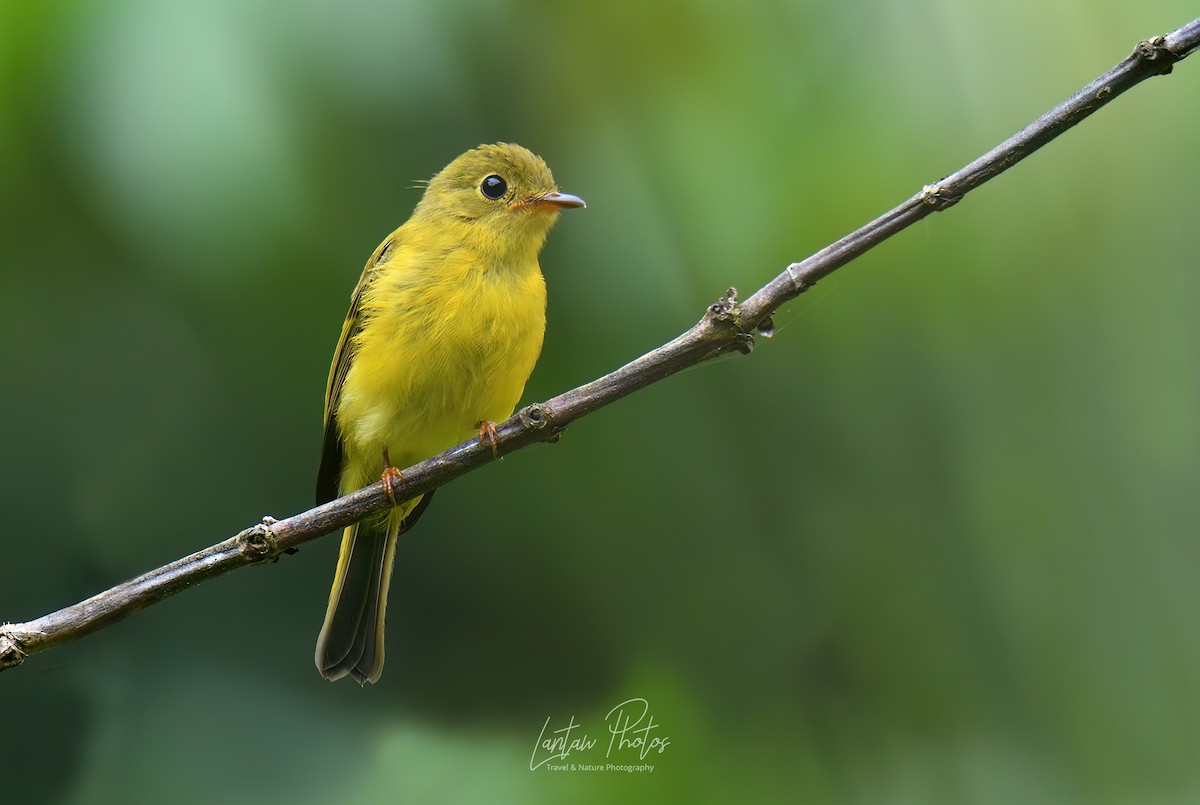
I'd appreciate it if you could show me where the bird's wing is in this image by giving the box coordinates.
[315,234,400,504]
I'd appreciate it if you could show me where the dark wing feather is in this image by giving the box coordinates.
[315,235,400,504]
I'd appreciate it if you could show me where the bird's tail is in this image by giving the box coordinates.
[314,513,398,684]
[315,489,436,684]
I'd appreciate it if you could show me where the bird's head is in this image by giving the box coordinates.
[414,142,585,254]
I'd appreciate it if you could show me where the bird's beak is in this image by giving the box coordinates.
[524,191,587,211]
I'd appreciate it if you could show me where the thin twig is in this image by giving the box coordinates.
[3,20,1198,672]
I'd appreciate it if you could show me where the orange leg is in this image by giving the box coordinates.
[477,420,500,459]
[381,448,404,506]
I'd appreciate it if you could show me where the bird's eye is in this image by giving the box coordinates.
[480,175,507,200]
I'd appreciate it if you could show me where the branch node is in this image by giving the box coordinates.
[520,403,551,430]
[732,332,755,355]
[237,522,278,562]
[519,403,565,442]
[1134,34,1179,73]
[920,183,960,211]
[783,264,812,294]
[0,627,30,670]
[707,287,739,319]
[700,287,753,355]
[706,287,756,354]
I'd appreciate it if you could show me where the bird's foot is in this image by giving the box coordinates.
[477,420,500,459]
[381,448,404,506]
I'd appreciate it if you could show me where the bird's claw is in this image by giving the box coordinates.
[381,448,404,506]
[477,420,500,459]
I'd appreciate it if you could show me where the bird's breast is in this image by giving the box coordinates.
[337,249,548,472]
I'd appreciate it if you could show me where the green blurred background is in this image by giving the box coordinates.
[3,1,1199,802]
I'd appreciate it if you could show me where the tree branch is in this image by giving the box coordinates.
[3,20,1198,672]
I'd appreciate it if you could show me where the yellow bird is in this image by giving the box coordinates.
[314,143,585,683]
